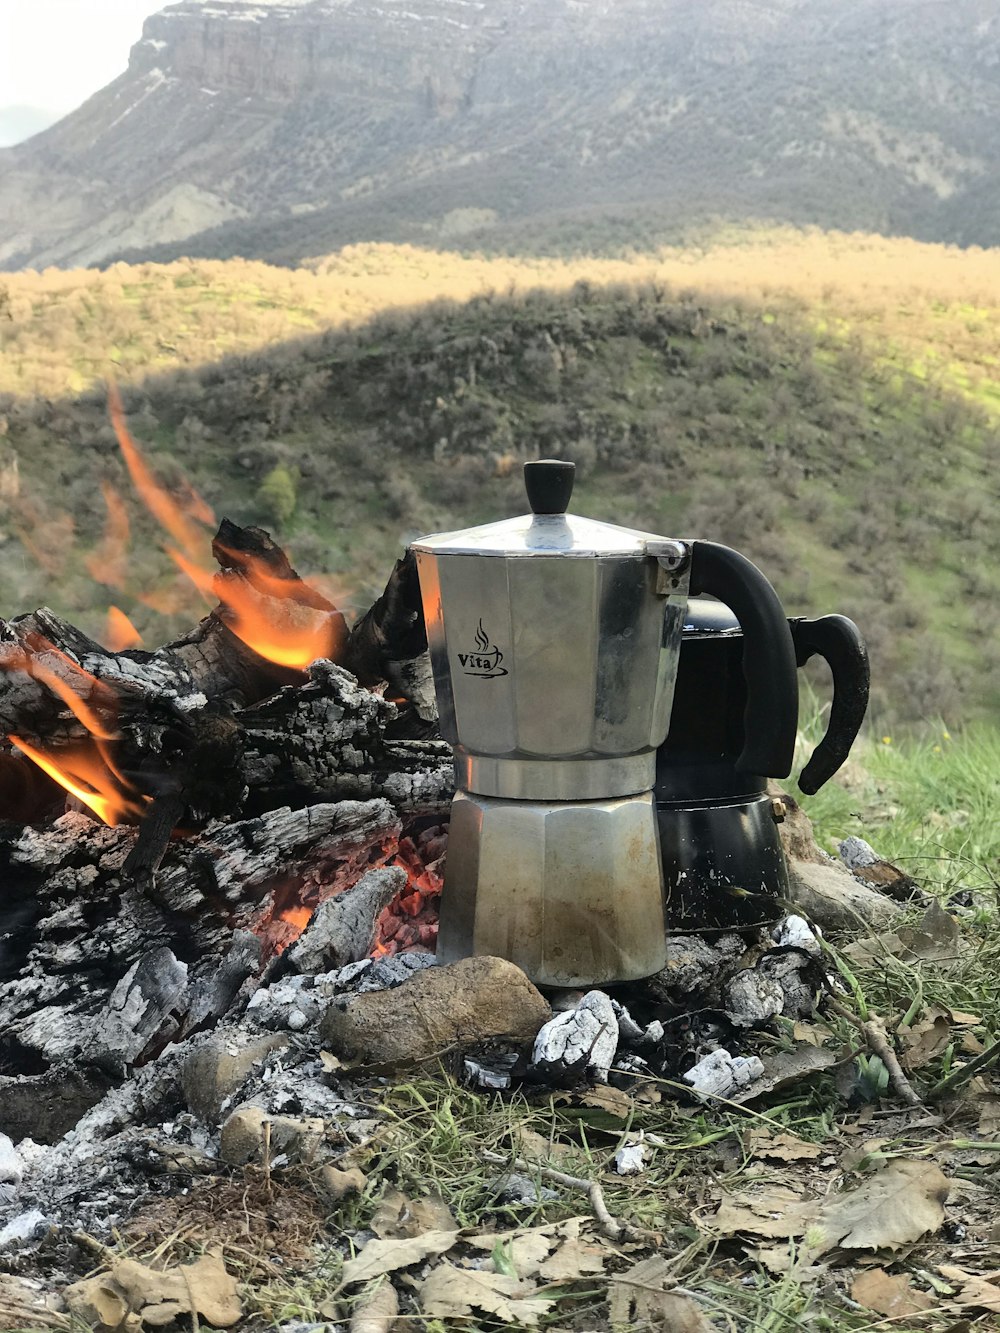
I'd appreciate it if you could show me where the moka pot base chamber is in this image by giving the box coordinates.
[438,789,668,989]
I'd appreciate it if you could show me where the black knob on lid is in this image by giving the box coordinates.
[524,459,576,514]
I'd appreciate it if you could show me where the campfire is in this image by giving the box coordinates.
[6,416,962,1333]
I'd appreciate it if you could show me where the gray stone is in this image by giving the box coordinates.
[786,856,903,932]
[219,1106,326,1166]
[319,956,550,1068]
[181,1030,289,1125]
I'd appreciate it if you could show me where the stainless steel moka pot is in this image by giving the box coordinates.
[410,460,799,987]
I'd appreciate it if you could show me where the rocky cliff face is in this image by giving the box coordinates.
[2,0,999,270]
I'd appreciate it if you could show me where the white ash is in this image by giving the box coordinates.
[0,1208,49,1250]
[247,952,437,1031]
[683,1049,765,1100]
[464,1053,518,1091]
[614,1136,647,1175]
[531,990,619,1083]
[838,836,881,870]
[757,949,819,1018]
[611,999,644,1043]
[722,968,785,1027]
[772,914,822,955]
[0,1135,24,1194]
[655,933,747,993]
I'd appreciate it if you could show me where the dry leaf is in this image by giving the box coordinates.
[418,1263,556,1326]
[341,1230,461,1286]
[66,1252,242,1330]
[846,901,961,965]
[792,1020,835,1047]
[517,1128,574,1163]
[900,1013,952,1071]
[370,1189,457,1238]
[713,1185,819,1239]
[818,1160,949,1252]
[749,1130,825,1162]
[538,1237,608,1280]
[320,1164,367,1201]
[609,1258,712,1331]
[937,1265,1000,1314]
[851,1267,934,1316]
[747,1244,823,1276]
[579,1084,634,1119]
[976,1096,1000,1140]
[349,1277,399,1333]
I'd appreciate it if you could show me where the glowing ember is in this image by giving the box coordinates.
[279,905,314,933]
[104,606,144,651]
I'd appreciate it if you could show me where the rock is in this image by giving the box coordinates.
[785,856,904,932]
[318,956,550,1067]
[488,1172,559,1206]
[219,1106,325,1166]
[318,1164,367,1202]
[530,990,619,1082]
[682,1050,765,1100]
[838,836,922,902]
[181,1031,289,1124]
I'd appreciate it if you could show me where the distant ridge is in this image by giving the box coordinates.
[2,0,999,270]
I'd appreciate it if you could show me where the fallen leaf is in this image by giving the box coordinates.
[899,1013,952,1071]
[370,1188,457,1238]
[747,1244,823,1276]
[538,1237,608,1280]
[349,1277,399,1333]
[418,1263,556,1326]
[342,1230,461,1286]
[818,1159,949,1252]
[792,1020,835,1047]
[320,1164,367,1201]
[713,1184,819,1239]
[846,901,962,965]
[66,1252,242,1330]
[609,1258,712,1330]
[977,1097,1000,1140]
[579,1084,634,1119]
[749,1130,825,1162]
[852,1267,935,1316]
[937,1266,1000,1315]
[517,1128,574,1163]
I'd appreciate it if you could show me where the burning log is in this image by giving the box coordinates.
[0,517,454,1138]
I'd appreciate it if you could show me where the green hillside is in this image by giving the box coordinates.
[1,256,998,728]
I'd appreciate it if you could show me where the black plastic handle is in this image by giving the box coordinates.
[689,542,799,777]
[524,459,575,514]
[792,615,870,795]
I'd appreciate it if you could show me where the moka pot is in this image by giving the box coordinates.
[410,460,799,987]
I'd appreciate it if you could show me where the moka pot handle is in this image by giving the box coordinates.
[689,541,799,777]
[791,615,870,795]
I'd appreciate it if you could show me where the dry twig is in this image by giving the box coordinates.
[481,1149,656,1243]
[827,998,923,1107]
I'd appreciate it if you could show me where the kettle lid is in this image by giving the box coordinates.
[411,459,676,558]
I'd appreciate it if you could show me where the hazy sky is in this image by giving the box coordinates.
[0,1,164,114]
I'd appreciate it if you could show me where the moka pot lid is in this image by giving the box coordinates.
[411,459,684,560]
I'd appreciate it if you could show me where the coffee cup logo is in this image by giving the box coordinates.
[457,619,508,679]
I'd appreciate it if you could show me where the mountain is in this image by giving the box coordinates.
[1,0,1000,270]
[0,106,60,149]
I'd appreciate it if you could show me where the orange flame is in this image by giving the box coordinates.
[1,639,143,826]
[108,387,339,671]
[86,483,131,590]
[104,606,144,652]
[108,381,213,562]
[8,735,143,827]
[170,546,341,670]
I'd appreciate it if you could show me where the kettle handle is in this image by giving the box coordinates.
[792,615,870,795]
[689,541,799,776]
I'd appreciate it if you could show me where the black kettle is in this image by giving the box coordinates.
[656,583,870,931]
